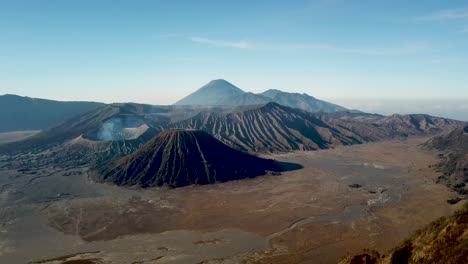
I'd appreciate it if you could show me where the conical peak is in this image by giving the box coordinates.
[200,79,243,91]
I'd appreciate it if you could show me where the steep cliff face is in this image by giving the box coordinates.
[92,129,302,188]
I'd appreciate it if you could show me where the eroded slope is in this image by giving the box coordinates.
[93,129,301,187]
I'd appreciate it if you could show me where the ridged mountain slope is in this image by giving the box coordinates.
[171,102,391,152]
[92,129,301,187]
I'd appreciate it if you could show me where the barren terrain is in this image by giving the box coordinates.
[0,138,458,263]
[0,131,39,144]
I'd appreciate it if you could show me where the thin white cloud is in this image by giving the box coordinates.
[461,27,468,33]
[190,37,255,49]
[272,43,429,55]
[190,37,428,55]
[418,8,468,21]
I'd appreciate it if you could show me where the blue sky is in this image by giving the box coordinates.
[0,0,467,114]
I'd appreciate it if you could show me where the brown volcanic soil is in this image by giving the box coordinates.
[0,140,453,263]
[0,138,459,264]
[92,129,301,188]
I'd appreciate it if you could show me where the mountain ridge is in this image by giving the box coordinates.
[171,102,390,152]
[1,102,464,157]
[0,94,105,132]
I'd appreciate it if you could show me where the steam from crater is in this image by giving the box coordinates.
[95,118,149,141]
[97,118,123,141]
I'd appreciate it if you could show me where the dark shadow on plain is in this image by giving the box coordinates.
[271,160,304,172]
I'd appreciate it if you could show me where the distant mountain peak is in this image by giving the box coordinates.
[174,79,245,106]
[200,79,243,91]
[208,78,230,84]
[3,94,24,98]
[260,89,283,99]
[263,89,282,94]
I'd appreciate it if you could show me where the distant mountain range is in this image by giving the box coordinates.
[0,94,105,132]
[174,79,349,113]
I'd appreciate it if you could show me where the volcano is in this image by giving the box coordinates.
[92,129,302,188]
[174,79,245,106]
